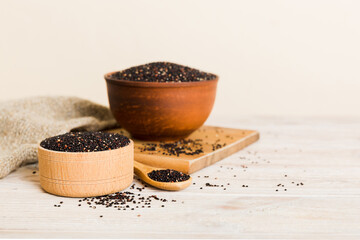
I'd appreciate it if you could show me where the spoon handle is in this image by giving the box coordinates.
[134,160,154,177]
[133,161,144,176]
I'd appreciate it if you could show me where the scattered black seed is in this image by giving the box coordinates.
[100,215,103,218]
[205,183,219,187]
[32,171,36,174]
[40,132,130,152]
[139,139,204,157]
[148,169,190,183]
[111,62,216,83]
[70,189,179,212]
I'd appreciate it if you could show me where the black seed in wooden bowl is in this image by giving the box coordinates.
[40,132,130,152]
[148,169,190,182]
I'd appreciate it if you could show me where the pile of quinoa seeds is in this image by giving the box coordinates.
[40,132,130,152]
[111,62,216,82]
[148,169,190,183]
[52,179,182,216]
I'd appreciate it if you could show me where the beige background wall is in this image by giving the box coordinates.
[1,0,359,118]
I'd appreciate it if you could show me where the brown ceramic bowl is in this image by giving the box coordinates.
[105,72,218,141]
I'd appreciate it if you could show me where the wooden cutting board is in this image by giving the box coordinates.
[109,126,259,174]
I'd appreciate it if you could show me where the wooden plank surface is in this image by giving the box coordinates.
[0,117,360,239]
[109,126,259,174]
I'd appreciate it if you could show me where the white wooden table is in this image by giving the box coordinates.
[1,117,359,239]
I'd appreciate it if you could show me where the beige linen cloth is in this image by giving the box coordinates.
[0,96,117,178]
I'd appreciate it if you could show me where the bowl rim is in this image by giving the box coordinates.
[104,71,219,88]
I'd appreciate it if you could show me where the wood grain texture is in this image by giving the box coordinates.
[38,141,134,197]
[1,117,359,239]
[109,125,260,174]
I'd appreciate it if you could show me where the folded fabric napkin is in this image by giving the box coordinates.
[0,96,117,178]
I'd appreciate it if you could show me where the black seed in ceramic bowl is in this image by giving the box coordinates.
[111,62,216,82]
[148,169,190,182]
[40,132,130,152]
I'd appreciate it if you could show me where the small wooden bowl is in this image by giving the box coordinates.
[105,73,218,141]
[38,141,134,197]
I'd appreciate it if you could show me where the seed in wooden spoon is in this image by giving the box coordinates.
[147,169,190,182]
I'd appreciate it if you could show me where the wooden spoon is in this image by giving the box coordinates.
[134,161,192,191]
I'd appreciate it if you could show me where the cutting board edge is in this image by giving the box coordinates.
[187,130,260,174]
